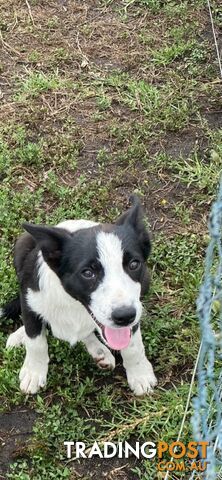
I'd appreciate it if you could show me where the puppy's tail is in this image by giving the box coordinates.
[0,296,21,321]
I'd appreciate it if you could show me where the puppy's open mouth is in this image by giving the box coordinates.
[87,307,132,350]
[102,325,131,350]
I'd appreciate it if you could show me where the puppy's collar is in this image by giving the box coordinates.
[84,304,103,330]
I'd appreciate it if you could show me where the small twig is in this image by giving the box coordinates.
[153,218,169,231]
[107,464,128,478]
[0,30,22,56]
[42,95,53,113]
[50,101,77,117]
[69,469,81,478]
[9,11,18,32]
[77,5,108,27]
[207,0,222,79]
[11,165,38,179]
[76,31,89,67]
[54,92,58,111]
[25,0,35,27]
[124,0,137,14]
[0,102,18,112]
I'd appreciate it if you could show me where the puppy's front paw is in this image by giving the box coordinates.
[19,361,48,394]
[127,360,157,396]
[94,348,116,370]
[6,326,26,349]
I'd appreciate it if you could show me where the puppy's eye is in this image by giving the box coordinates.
[129,259,141,270]
[81,269,95,279]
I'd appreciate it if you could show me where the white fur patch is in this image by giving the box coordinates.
[121,328,157,395]
[27,257,95,345]
[90,232,142,327]
[6,326,26,348]
[56,219,98,232]
[19,331,49,394]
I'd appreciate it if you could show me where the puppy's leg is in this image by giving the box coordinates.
[20,331,49,394]
[83,332,115,370]
[6,325,26,348]
[121,327,157,396]
[19,305,49,394]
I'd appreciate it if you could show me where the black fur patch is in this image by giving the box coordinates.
[114,224,150,296]
[14,233,40,292]
[0,296,21,321]
[20,295,43,338]
[59,226,105,305]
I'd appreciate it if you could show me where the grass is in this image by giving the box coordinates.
[15,72,73,100]
[0,0,222,479]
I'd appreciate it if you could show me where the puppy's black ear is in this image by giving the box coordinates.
[116,195,142,228]
[116,195,151,258]
[23,223,71,271]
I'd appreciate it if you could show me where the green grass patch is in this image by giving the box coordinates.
[15,72,73,100]
[151,40,197,66]
[153,147,222,194]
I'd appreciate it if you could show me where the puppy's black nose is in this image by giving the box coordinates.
[112,306,136,326]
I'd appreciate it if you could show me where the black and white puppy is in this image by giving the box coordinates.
[2,196,157,396]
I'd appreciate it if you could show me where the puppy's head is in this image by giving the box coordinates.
[23,195,151,350]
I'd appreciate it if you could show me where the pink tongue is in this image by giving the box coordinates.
[104,326,131,350]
